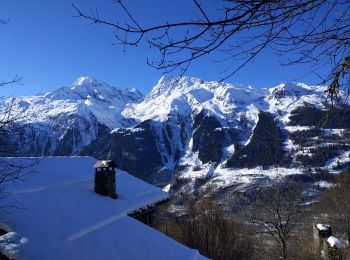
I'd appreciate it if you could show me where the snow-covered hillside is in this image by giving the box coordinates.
[2,76,350,193]
[123,76,268,123]
[123,77,330,124]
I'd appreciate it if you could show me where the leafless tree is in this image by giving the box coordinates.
[248,183,304,260]
[0,96,37,211]
[318,172,350,245]
[1,18,22,90]
[73,0,350,101]
[0,20,36,207]
[153,192,254,259]
[0,92,37,205]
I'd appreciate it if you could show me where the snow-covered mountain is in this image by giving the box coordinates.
[19,76,143,128]
[2,77,143,155]
[4,76,350,194]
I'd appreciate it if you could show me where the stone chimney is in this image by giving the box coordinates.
[314,223,332,259]
[93,160,117,199]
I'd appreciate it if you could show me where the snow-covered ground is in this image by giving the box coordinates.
[0,157,206,260]
[211,166,302,188]
[177,163,304,191]
[325,150,350,173]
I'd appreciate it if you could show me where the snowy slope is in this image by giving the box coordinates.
[0,157,205,260]
[266,82,330,125]
[123,76,268,124]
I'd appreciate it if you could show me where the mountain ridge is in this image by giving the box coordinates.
[3,76,350,195]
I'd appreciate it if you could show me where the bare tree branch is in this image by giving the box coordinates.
[247,183,304,259]
[0,19,36,206]
[0,18,9,24]
[0,75,22,88]
[73,0,350,101]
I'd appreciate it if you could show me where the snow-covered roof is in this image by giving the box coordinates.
[0,232,27,259]
[0,157,205,260]
[327,236,346,249]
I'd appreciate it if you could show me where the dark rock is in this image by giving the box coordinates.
[81,120,163,183]
[226,111,284,168]
[288,105,350,128]
[192,110,238,164]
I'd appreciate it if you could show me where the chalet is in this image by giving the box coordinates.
[314,223,347,259]
[0,157,206,260]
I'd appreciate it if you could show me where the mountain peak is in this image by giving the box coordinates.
[149,76,216,99]
[46,77,112,100]
[267,81,316,101]
[157,75,202,85]
[71,76,98,89]
[45,77,143,104]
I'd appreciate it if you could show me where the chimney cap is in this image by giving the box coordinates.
[94,160,116,168]
[316,223,331,231]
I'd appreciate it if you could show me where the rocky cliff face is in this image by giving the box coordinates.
[4,76,350,191]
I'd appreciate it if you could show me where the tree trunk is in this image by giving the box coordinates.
[282,241,287,260]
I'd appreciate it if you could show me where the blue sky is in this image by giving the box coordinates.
[0,0,327,97]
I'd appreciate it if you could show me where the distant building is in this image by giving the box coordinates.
[314,223,347,259]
